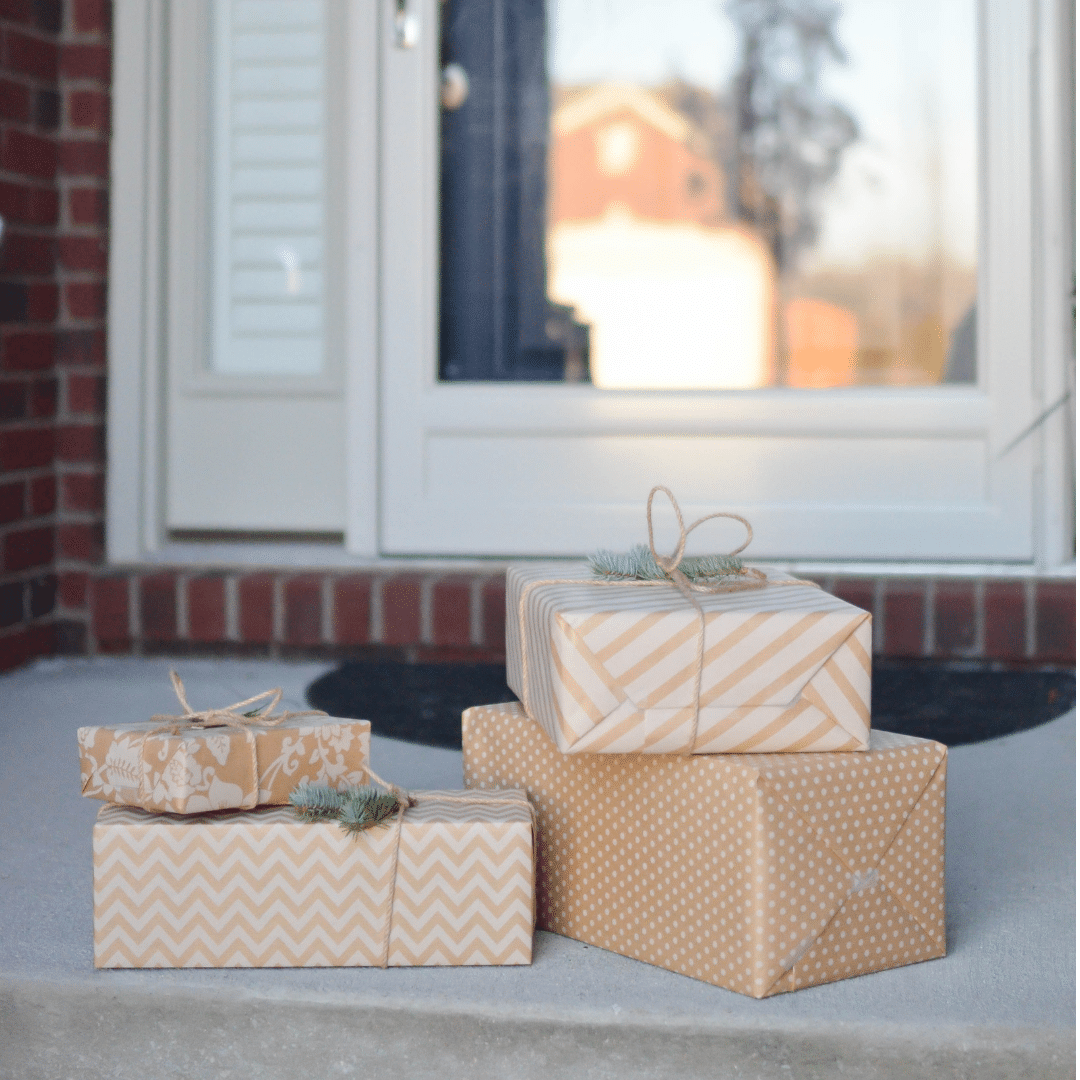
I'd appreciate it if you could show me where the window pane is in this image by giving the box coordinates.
[209,0,328,376]
[439,0,978,387]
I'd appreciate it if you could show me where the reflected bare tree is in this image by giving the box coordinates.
[727,0,858,273]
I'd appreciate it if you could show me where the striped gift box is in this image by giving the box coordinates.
[93,791,535,968]
[507,563,872,754]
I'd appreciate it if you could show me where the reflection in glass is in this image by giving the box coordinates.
[543,0,977,388]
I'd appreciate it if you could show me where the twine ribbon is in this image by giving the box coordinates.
[519,485,816,755]
[344,765,538,969]
[149,669,327,735]
[143,671,328,809]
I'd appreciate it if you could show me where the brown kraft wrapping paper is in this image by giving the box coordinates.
[93,789,535,968]
[78,717,372,813]
[506,563,872,754]
[463,702,946,998]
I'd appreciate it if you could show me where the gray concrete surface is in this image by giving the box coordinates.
[0,656,1073,1079]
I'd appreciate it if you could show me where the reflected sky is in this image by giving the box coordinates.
[548,0,977,268]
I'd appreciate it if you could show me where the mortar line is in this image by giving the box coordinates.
[175,573,189,640]
[224,574,239,642]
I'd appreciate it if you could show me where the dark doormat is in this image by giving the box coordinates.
[870,661,1072,745]
[306,660,1074,751]
[307,663,518,750]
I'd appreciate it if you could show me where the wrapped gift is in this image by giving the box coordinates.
[78,674,371,813]
[93,788,535,968]
[463,702,946,998]
[507,562,872,754]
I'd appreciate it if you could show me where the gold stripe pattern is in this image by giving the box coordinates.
[508,560,872,754]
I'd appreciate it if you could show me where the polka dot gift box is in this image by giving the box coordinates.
[463,702,946,998]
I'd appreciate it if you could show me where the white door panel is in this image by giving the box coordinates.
[165,0,347,534]
[167,397,345,531]
[389,431,1029,558]
[421,436,991,509]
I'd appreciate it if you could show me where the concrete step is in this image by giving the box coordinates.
[0,657,1073,1080]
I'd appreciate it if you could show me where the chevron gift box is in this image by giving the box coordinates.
[93,789,535,968]
[79,717,371,814]
[463,702,946,998]
[506,563,872,754]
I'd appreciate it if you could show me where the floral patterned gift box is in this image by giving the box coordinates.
[79,717,372,814]
[78,674,371,814]
[463,702,947,998]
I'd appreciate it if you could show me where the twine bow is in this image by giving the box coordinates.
[644,484,765,599]
[150,670,327,735]
[641,486,767,753]
[519,486,814,755]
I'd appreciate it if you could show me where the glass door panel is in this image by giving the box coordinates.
[439,0,977,389]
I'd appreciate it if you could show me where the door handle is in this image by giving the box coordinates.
[441,63,469,110]
[393,0,419,49]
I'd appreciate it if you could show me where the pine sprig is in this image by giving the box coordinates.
[289,782,403,837]
[288,783,346,821]
[589,543,743,583]
[339,785,402,836]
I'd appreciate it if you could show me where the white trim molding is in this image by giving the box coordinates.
[106,0,380,561]
[106,0,167,563]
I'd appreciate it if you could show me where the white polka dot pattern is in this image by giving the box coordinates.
[462,703,946,998]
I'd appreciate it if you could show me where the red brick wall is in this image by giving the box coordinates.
[54,0,108,652]
[84,568,1075,669]
[0,0,63,669]
[0,0,107,671]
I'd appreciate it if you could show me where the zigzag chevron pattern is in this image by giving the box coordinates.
[506,563,871,754]
[94,793,535,968]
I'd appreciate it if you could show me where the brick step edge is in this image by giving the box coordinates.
[1,569,1075,673]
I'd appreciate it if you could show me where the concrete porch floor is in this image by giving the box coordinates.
[0,656,1073,1080]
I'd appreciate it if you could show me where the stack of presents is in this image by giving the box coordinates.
[80,493,947,998]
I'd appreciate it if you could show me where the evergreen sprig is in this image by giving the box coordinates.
[288,783,346,821]
[339,785,402,836]
[589,543,743,583]
[289,782,402,837]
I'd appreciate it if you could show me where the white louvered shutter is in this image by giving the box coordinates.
[210,0,328,375]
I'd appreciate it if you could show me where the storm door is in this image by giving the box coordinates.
[380,0,1039,560]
